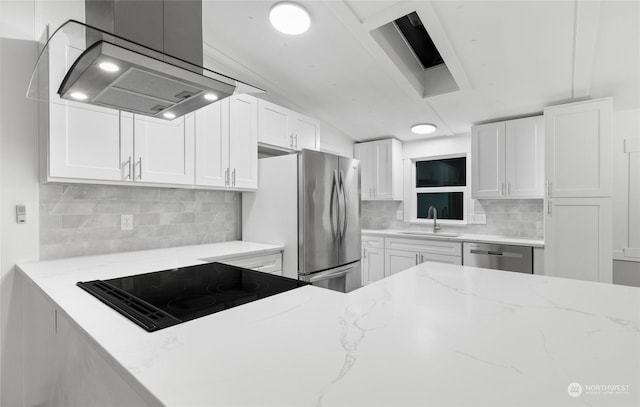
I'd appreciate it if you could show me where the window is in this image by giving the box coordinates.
[408,154,468,224]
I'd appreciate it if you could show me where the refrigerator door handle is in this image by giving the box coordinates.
[307,264,354,283]
[338,170,347,241]
[329,170,339,240]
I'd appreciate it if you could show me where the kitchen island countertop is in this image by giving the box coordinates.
[18,242,639,406]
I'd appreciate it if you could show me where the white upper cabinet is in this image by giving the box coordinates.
[544,98,612,198]
[133,113,195,186]
[354,138,403,201]
[228,94,258,189]
[257,98,320,151]
[195,99,229,188]
[472,116,544,199]
[472,122,505,198]
[195,95,258,190]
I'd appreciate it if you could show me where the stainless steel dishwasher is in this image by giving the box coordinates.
[463,242,533,273]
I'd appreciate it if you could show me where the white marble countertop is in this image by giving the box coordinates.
[18,242,639,406]
[362,228,545,248]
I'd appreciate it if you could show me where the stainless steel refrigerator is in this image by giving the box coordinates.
[242,149,361,292]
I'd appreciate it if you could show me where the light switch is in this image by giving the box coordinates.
[16,204,26,224]
[121,214,133,231]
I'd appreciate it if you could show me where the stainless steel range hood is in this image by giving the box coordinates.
[28,0,262,119]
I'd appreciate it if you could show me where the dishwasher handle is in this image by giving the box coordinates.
[469,249,523,259]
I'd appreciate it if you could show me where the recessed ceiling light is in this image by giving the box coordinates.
[70,91,88,100]
[163,112,176,119]
[269,2,311,35]
[411,123,437,135]
[204,93,218,101]
[98,61,120,72]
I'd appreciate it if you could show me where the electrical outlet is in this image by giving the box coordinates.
[121,214,133,231]
[396,209,403,220]
[469,214,486,225]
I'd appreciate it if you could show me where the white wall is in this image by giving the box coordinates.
[318,121,355,157]
[0,38,40,407]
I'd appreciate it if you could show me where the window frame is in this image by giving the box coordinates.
[407,153,468,225]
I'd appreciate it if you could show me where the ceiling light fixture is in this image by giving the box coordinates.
[70,91,88,100]
[411,123,437,135]
[98,61,120,72]
[204,93,219,101]
[163,112,176,119]
[269,2,311,35]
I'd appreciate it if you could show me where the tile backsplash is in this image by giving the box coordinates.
[39,184,241,260]
[361,199,543,239]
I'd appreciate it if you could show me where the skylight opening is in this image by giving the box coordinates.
[394,12,444,70]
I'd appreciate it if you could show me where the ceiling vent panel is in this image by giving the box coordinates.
[370,11,461,99]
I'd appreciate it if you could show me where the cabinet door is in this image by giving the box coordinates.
[257,99,291,149]
[544,197,612,283]
[506,116,544,197]
[292,113,319,150]
[362,246,385,284]
[134,113,195,185]
[195,100,229,187]
[544,98,612,197]
[384,248,418,277]
[228,94,258,190]
[373,140,394,199]
[354,143,374,200]
[472,122,506,198]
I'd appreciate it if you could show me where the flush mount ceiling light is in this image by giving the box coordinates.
[163,112,176,120]
[269,2,311,35]
[411,123,437,135]
[98,61,120,72]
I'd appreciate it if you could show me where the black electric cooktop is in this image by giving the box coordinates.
[78,262,308,332]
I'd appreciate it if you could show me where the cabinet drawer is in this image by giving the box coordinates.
[420,252,462,265]
[217,252,283,275]
[385,237,462,257]
[362,235,384,248]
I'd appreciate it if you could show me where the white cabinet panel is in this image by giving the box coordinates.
[229,94,258,189]
[219,252,283,275]
[362,246,384,284]
[384,248,418,276]
[545,197,612,283]
[506,116,544,197]
[354,139,402,200]
[385,237,462,257]
[544,98,612,198]
[420,252,462,265]
[257,99,289,148]
[134,113,195,185]
[195,100,229,187]
[472,122,505,198]
[292,113,319,150]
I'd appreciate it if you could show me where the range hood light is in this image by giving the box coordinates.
[70,91,89,100]
[411,123,437,134]
[98,61,120,72]
[269,2,311,35]
[163,112,176,119]
[204,93,218,101]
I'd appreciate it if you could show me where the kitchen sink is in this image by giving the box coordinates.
[397,231,460,237]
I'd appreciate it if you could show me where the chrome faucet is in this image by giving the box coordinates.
[427,205,441,233]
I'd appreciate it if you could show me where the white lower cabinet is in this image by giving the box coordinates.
[218,251,283,276]
[545,197,612,283]
[385,248,421,276]
[362,246,385,284]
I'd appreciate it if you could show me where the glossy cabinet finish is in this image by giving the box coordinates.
[361,235,384,284]
[195,100,228,188]
[228,94,258,189]
[354,138,403,201]
[472,116,544,199]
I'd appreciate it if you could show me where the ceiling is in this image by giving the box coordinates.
[201,1,640,142]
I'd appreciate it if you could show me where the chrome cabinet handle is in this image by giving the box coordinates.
[507,182,510,196]
[294,134,298,149]
[123,156,132,180]
[415,253,419,264]
[363,248,367,260]
[501,182,505,196]
[420,254,424,263]
[232,168,236,186]
[547,200,552,215]
[135,157,142,180]
[547,180,552,197]
[290,133,294,148]
[224,168,229,186]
